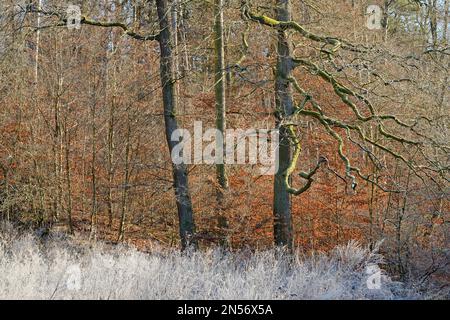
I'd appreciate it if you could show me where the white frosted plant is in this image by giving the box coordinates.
[0,224,421,300]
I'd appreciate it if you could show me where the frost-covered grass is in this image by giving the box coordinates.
[0,224,420,300]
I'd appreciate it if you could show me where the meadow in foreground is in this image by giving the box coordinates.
[0,223,425,300]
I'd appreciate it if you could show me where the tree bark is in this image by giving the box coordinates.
[118,111,131,242]
[273,0,294,251]
[429,0,438,49]
[214,0,230,247]
[443,0,449,44]
[35,0,42,84]
[107,93,115,228]
[156,0,197,250]
[63,111,74,234]
[214,0,228,190]
[89,99,98,240]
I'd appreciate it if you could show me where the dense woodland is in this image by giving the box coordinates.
[0,0,448,291]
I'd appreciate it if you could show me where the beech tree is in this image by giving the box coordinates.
[241,0,448,249]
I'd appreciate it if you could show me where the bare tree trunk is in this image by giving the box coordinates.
[214,0,228,190]
[171,2,179,68]
[106,30,116,229]
[89,102,98,240]
[107,95,116,228]
[429,0,438,49]
[2,166,10,221]
[81,131,88,220]
[156,0,197,250]
[49,35,66,225]
[51,78,62,223]
[273,0,294,251]
[107,98,116,229]
[382,0,391,41]
[214,0,229,248]
[396,168,412,281]
[444,0,449,44]
[33,0,44,225]
[34,0,42,84]
[118,110,132,242]
[179,3,190,76]
[63,111,73,234]
[171,0,180,112]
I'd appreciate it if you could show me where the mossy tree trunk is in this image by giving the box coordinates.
[273,0,294,251]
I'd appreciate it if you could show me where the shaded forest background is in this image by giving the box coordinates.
[0,0,448,288]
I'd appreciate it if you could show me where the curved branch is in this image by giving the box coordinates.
[25,6,160,41]
[243,8,341,51]
[283,125,327,195]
